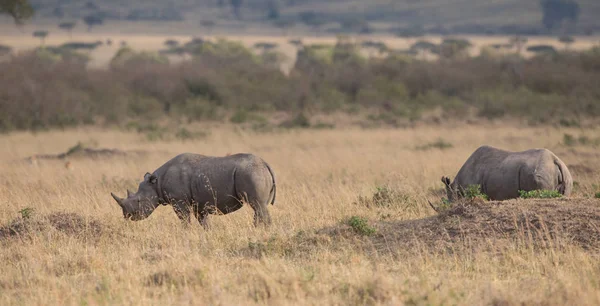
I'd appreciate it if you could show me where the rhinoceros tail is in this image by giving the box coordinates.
[264,162,276,205]
[554,157,573,196]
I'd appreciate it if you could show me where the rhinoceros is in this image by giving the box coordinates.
[442,145,572,201]
[110,153,276,228]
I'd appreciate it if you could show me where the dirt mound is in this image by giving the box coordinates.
[0,212,104,241]
[318,198,600,255]
[24,142,148,163]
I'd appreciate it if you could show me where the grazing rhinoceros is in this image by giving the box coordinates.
[110,153,276,228]
[442,145,572,201]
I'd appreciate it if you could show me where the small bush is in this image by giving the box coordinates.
[175,128,208,141]
[563,133,577,146]
[347,216,377,236]
[464,185,489,200]
[280,113,311,128]
[356,185,411,208]
[594,192,600,199]
[519,190,562,199]
[19,208,35,220]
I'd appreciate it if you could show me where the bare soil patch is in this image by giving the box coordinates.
[243,198,600,259]
[0,212,104,241]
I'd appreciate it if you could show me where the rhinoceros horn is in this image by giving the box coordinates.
[111,192,124,207]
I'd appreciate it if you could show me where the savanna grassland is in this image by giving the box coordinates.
[1,124,600,305]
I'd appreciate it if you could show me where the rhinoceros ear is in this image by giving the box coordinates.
[144,172,157,184]
[441,176,452,187]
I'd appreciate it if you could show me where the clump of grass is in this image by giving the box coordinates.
[519,190,562,199]
[175,128,209,141]
[416,138,453,151]
[356,185,411,208]
[594,192,600,199]
[464,184,489,200]
[347,216,377,236]
[19,207,34,220]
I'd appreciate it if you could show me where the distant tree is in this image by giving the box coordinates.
[254,42,278,53]
[229,0,243,19]
[0,0,34,25]
[540,0,580,32]
[559,35,575,50]
[509,35,528,55]
[200,20,216,35]
[438,38,472,59]
[527,44,557,55]
[83,13,104,32]
[288,38,303,49]
[164,39,179,48]
[32,30,48,45]
[58,21,76,38]
[266,0,280,20]
[0,44,12,56]
[361,40,388,57]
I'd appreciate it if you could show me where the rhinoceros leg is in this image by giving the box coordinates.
[172,201,192,224]
[236,190,271,227]
[193,206,210,230]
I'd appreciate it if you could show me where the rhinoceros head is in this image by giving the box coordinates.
[441,176,462,202]
[111,172,160,221]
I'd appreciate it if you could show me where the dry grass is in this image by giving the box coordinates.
[1,124,600,305]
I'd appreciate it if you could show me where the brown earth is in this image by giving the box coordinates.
[244,198,600,260]
[0,212,104,241]
[323,198,600,255]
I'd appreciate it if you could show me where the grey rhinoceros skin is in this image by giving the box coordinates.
[442,145,573,201]
[111,153,276,228]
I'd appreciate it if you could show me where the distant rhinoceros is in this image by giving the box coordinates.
[442,145,572,201]
[110,153,276,228]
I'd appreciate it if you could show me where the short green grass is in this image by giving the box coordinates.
[347,216,377,236]
[464,184,489,200]
[519,189,562,199]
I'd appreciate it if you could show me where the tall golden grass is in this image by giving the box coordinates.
[1,124,599,305]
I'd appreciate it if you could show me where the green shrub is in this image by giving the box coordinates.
[563,133,577,146]
[519,190,562,199]
[230,109,249,123]
[464,185,489,200]
[347,216,377,236]
[595,192,600,199]
[19,207,35,220]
